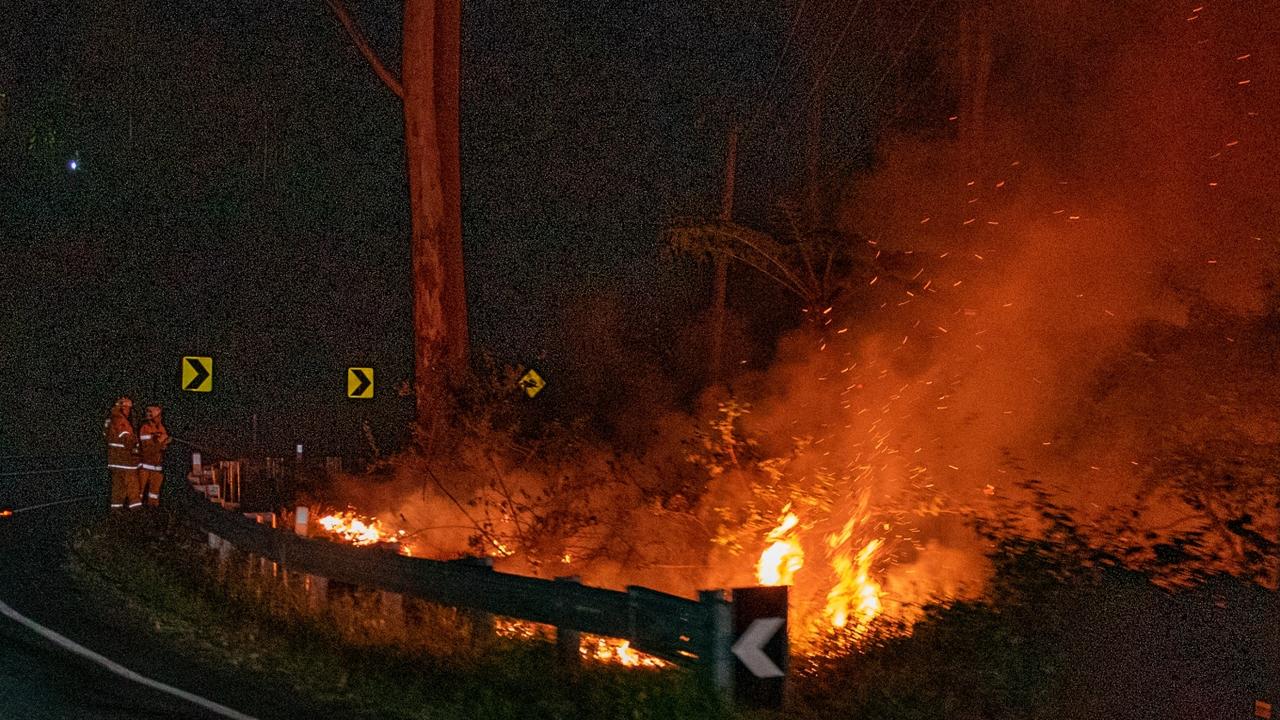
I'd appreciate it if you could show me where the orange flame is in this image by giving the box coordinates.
[494,620,668,668]
[757,506,805,586]
[316,510,408,553]
[824,515,884,632]
[582,637,669,668]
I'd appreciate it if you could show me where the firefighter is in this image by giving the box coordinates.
[104,396,141,510]
[137,404,171,507]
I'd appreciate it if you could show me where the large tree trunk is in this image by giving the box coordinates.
[403,0,467,436]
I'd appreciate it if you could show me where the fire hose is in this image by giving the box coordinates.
[0,436,243,519]
[0,460,109,519]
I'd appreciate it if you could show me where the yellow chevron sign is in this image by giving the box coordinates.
[181,357,213,392]
[519,369,545,398]
[347,368,374,399]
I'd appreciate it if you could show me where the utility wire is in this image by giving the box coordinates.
[814,0,946,188]
[0,453,96,462]
[7,495,98,515]
[0,465,105,478]
[745,0,809,131]
[745,0,848,138]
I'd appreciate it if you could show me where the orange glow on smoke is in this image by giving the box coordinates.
[756,506,805,586]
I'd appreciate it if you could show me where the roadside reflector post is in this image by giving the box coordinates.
[293,506,310,537]
[730,585,789,710]
[698,589,734,701]
[554,576,583,671]
[292,445,304,488]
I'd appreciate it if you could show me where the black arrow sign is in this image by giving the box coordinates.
[732,585,789,710]
[350,368,372,398]
[184,357,211,391]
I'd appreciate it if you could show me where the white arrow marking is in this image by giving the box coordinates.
[731,616,785,678]
[0,600,259,720]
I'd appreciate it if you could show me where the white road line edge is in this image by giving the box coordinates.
[0,599,259,720]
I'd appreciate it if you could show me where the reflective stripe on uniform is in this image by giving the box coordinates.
[108,443,125,448]
[107,464,139,470]
[139,434,153,440]
[140,464,162,471]
[127,503,143,509]
[110,504,124,508]
[118,431,131,437]
[147,493,160,499]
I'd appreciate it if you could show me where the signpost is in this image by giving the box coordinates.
[181,356,213,392]
[347,367,374,399]
[519,368,546,398]
[731,585,788,709]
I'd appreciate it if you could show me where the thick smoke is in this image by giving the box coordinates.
[731,0,1280,608]
[331,0,1278,617]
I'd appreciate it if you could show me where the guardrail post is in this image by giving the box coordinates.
[245,512,277,578]
[698,589,734,701]
[451,556,495,640]
[306,574,329,613]
[554,576,582,670]
[293,506,310,538]
[207,533,232,579]
[380,591,405,637]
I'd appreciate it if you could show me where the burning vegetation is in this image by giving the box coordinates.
[312,0,1277,659]
[315,509,410,554]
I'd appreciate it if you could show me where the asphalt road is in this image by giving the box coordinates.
[0,461,330,719]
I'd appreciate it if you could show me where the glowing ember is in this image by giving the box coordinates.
[316,509,408,553]
[757,506,805,586]
[494,620,667,667]
[582,636,669,668]
[494,618,551,641]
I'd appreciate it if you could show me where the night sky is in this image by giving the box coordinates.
[3,0,837,455]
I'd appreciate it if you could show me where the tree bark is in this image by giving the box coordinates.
[402,0,467,435]
[433,0,467,369]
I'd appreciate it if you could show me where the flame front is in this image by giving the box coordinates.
[757,506,805,586]
[582,637,669,668]
[755,495,887,635]
[824,516,884,632]
[317,510,408,553]
[495,620,667,668]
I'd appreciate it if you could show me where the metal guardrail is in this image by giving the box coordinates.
[168,472,713,667]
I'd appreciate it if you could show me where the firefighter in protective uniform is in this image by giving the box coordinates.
[104,397,141,510]
[137,405,171,507]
